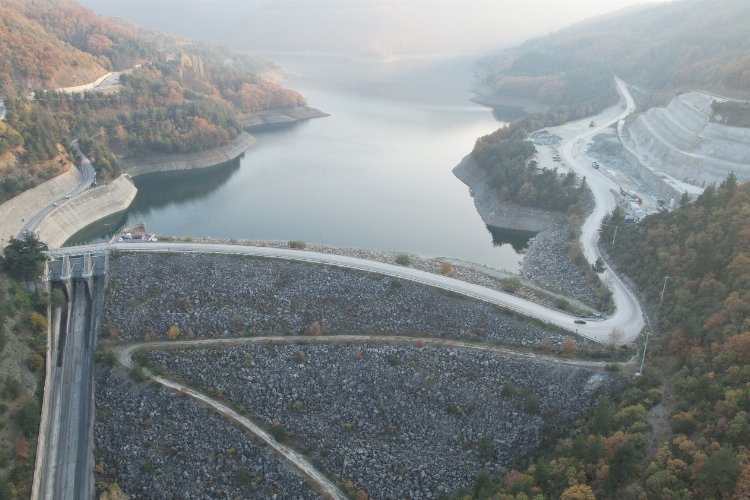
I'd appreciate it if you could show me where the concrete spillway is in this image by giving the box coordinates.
[33,255,107,500]
[623,92,750,188]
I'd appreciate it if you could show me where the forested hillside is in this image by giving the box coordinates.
[0,0,305,202]
[456,178,750,498]
[477,0,750,116]
[0,1,106,94]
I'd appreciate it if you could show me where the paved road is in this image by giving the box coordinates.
[117,342,347,500]
[35,278,100,500]
[555,77,645,342]
[50,239,641,343]
[19,141,96,237]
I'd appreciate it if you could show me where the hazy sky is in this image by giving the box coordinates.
[82,0,671,57]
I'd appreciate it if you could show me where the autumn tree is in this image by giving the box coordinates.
[166,325,181,340]
[560,484,595,500]
[560,336,578,357]
[440,261,454,276]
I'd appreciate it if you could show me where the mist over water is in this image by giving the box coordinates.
[81,55,534,271]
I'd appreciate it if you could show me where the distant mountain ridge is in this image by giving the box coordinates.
[476,0,750,115]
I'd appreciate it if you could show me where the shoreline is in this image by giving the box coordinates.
[119,132,257,177]
[119,106,327,177]
[36,175,137,249]
[34,105,328,247]
[452,155,564,233]
[242,105,329,129]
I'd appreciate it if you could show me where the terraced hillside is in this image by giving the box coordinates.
[622,92,750,188]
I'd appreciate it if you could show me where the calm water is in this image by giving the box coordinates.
[73,55,534,271]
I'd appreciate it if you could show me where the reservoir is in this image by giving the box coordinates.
[74,55,533,271]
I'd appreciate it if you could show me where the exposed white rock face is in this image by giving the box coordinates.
[623,92,750,188]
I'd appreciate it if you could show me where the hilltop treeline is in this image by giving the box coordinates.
[0,0,305,200]
[456,177,750,498]
[477,0,750,116]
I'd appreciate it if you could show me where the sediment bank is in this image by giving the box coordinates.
[36,175,137,249]
[119,132,257,177]
[0,167,79,247]
[242,105,329,129]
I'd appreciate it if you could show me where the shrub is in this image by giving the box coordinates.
[526,394,540,414]
[130,365,146,382]
[440,261,454,276]
[554,297,569,310]
[307,321,324,336]
[15,437,29,460]
[16,401,40,438]
[395,254,411,266]
[270,420,289,442]
[500,277,521,293]
[166,325,181,340]
[288,240,306,249]
[26,351,44,372]
[2,377,21,400]
[560,336,578,357]
[29,311,48,335]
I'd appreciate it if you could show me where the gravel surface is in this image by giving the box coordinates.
[148,344,623,498]
[103,252,603,352]
[520,224,599,307]
[93,364,319,499]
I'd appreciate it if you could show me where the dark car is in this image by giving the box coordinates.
[574,319,587,325]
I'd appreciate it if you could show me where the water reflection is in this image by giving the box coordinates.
[65,210,129,246]
[486,225,536,252]
[131,157,241,214]
[65,56,538,272]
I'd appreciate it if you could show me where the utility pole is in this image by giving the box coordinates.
[638,330,650,376]
[660,276,670,305]
[611,225,618,248]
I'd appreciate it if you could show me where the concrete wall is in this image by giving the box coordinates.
[119,132,256,177]
[36,175,137,249]
[0,168,80,247]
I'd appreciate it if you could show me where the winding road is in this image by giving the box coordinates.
[554,77,646,342]
[34,76,648,499]
[19,141,96,237]
[116,333,614,499]
[118,340,348,500]
[50,234,641,344]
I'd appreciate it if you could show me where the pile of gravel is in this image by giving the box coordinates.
[148,343,622,498]
[94,364,318,499]
[521,224,599,307]
[103,253,602,352]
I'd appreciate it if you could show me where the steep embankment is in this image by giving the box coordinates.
[0,167,79,247]
[35,175,136,248]
[119,132,257,177]
[452,156,564,232]
[622,92,750,187]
